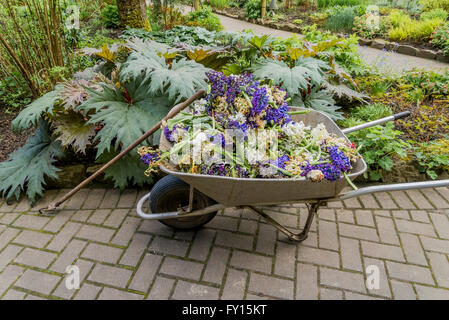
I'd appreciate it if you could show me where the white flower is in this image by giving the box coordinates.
[229,112,247,124]
[310,123,330,145]
[192,98,207,113]
[246,147,267,164]
[282,121,309,141]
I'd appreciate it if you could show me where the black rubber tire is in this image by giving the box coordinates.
[149,175,217,230]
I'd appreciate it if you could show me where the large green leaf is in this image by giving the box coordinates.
[0,120,62,204]
[53,112,96,154]
[79,76,171,158]
[11,87,62,131]
[293,88,343,120]
[252,57,328,98]
[96,150,151,189]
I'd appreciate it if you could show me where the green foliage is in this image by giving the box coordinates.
[388,9,445,41]
[102,4,121,29]
[353,14,393,39]
[121,39,210,102]
[414,139,449,179]
[297,88,344,120]
[420,0,449,11]
[348,122,411,181]
[53,111,96,154]
[245,0,261,20]
[187,6,223,31]
[324,7,356,33]
[0,119,62,204]
[348,103,393,122]
[420,8,449,21]
[402,68,449,98]
[430,23,449,56]
[317,0,365,7]
[209,0,230,9]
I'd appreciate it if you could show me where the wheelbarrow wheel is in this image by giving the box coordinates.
[149,175,217,230]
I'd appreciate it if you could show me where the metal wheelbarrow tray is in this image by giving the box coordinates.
[137,107,449,242]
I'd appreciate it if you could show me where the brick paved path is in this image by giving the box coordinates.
[1,187,449,300]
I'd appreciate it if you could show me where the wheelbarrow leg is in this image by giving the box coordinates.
[245,201,322,242]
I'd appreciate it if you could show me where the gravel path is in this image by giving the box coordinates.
[182,6,449,74]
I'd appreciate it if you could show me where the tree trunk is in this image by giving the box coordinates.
[193,0,201,11]
[116,0,149,29]
[261,0,267,18]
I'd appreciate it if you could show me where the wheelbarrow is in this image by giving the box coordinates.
[136,106,449,242]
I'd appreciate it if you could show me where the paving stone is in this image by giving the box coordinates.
[50,239,87,273]
[374,193,397,209]
[399,233,427,266]
[359,194,380,209]
[24,294,46,300]
[103,209,129,228]
[87,209,111,225]
[119,233,151,267]
[117,190,137,208]
[390,280,416,300]
[160,257,203,281]
[43,210,74,233]
[47,222,82,252]
[345,292,382,300]
[147,276,175,300]
[238,219,258,234]
[297,246,340,268]
[249,273,293,300]
[64,189,90,210]
[2,289,26,300]
[0,213,20,225]
[139,220,174,237]
[392,210,410,220]
[410,210,430,223]
[14,248,57,269]
[207,216,238,231]
[296,263,318,300]
[336,209,354,224]
[355,210,375,227]
[415,285,449,300]
[405,190,434,209]
[343,197,362,209]
[203,247,230,284]
[0,245,22,271]
[375,216,400,245]
[274,242,296,278]
[427,252,449,288]
[435,187,449,200]
[76,224,115,243]
[0,265,24,296]
[420,236,449,254]
[129,253,163,293]
[148,236,189,257]
[13,214,50,230]
[82,243,123,264]
[216,230,254,251]
[327,200,344,209]
[266,211,298,229]
[73,283,101,300]
[53,259,94,299]
[320,268,366,294]
[340,237,362,272]
[429,212,449,239]
[188,229,215,261]
[0,228,20,251]
[390,191,416,209]
[111,217,140,246]
[13,230,52,248]
[320,288,343,300]
[221,268,247,300]
[230,250,271,274]
[339,223,379,242]
[318,220,338,251]
[386,261,434,285]
[361,241,405,262]
[395,219,436,237]
[99,189,121,209]
[15,269,60,295]
[421,189,449,208]
[88,264,133,288]
[172,281,219,300]
[82,189,106,209]
[364,257,391,298]
[255,224,275,255]
[317,208,335,221]
[99,287,143,300]
[0,202,17,213]
[70,210,92,222]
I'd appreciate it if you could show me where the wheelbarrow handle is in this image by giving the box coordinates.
[342,110,411,134]
[338,179,449,201]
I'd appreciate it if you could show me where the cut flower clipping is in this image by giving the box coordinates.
[138,72,361,188]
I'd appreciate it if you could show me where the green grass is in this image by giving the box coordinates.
[324,7,356,32]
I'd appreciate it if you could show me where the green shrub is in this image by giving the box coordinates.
[388,10,444,41]
[324,7,356,32]
[430,23,449,55]
[187,6,223,31]
[353,13,392,39]
[101,4,121,29]
[245,0,261,20]
[209,0,229,9]
[349,103,393,122]
[317,0,365,8]
[415,138,449,179]
[420,8,449,21]
[420,0,449,11]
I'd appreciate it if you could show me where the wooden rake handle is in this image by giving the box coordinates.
[38,89,206,215]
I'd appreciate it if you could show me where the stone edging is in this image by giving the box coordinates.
[212,9,449,63]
